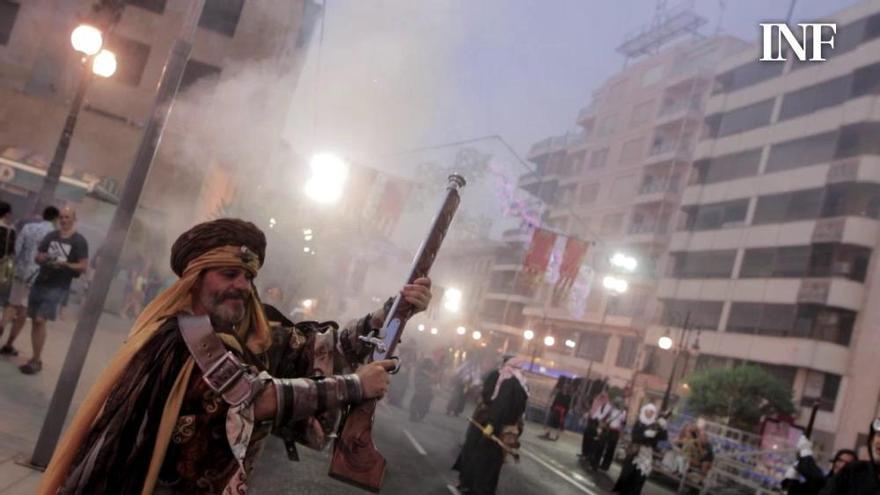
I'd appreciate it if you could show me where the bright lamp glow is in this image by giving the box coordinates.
[523,329,535,341]
[565,339,576,349]
[456,326,466,335]
[71,24,103,56]
[602,275,629,294]
[544,336,555,347]
[417,324,425,332]
[430,327,439,335]
[301,299,314,309]
[443,288,462,313]
[658,336,674,350]
[610,252,638,272]
[472,331,482,341]
[304,153,348,204]
[91,49,116,77]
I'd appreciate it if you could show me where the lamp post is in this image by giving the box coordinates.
[31,25,117,213]
[659,311,698,412]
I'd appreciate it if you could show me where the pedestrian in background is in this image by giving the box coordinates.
[0,206,58,357]
[613,403,668,495]
[19,207,88,374]
[0,201,16,306]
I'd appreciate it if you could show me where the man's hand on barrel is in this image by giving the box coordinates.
[402,277,432,313]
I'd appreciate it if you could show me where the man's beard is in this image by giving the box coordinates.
[202,289,248,331]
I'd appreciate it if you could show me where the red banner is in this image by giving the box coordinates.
[523,228,556,278]
[342,164,379,218]
[372,176,411,236]
[559,237,589,284]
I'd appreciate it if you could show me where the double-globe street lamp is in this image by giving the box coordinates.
[32,24,117,211]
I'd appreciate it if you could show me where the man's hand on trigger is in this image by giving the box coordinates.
[402,277,431,313]
[356,359,396,400]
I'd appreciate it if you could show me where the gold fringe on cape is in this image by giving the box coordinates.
[38,246,271,495]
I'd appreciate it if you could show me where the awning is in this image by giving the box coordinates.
[0,155,119,205]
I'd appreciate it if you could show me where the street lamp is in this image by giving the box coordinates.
[565,339,576,349]
[417,324,425,332]
[430,327,439,335]
[523,329,535,341]
[660,312,698,412]
[610,252,638,272]
[472,330,482,341]
[32,23,117,212]
[443,288,462,313]
[304,153,348,204]
[602,275,628,294]
[301,299,314,309]
[544,335,555,347]
[658,335,673,350]
[456,326,466,335]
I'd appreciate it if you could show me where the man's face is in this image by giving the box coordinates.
[196,267,253,330]
[832,452,856,474]
[873,434,880,464]
[59,209,75,231]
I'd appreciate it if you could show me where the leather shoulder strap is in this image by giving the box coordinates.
[177,315,254,406]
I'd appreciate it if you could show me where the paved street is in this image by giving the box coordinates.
[0,308,672,494]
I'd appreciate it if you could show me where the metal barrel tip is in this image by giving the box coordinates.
[447,174,466,188]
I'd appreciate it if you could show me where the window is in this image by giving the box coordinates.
[851,62,880,97]
[600,212,625,235]
[821,183,880,219]
[180,59,222,91]
[630,100,654,126]
[681,199,748,231]
[835,122,880,159]
[576,332,610,362]
[729,302,854,345]
[579,183,599,204]
[619,137,645,166]
[661,299,724,331]
[672,250,737,279]
[589,148,609,168]
[713,60,783,94]
[199,0,245,37]
[801,371,842,411]
[791,13,880,70]
[565,152,585,176]
[740,243,871,282]
[105,35,151,87]
[765,131,838,174]
[752,188,824,225]
[616,336,639,368]
[692,148,762,184]
[126,0,166,14]
[0,0,19,45]
[708,99,775,138]
[779,75,852,121]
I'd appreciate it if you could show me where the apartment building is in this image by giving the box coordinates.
[655,0,880,452]
[0,0,317,230]
[487,32,745,402]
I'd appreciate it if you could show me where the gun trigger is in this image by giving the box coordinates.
[389,355,401,375]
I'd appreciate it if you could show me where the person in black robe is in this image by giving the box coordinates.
[454,355,528,495]
[783,432,857,495]
[819,418,880,494]
[613,403,667,495]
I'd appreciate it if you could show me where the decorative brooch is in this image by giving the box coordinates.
[239,245,257,264]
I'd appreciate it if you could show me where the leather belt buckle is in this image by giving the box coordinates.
[202,351,246,395]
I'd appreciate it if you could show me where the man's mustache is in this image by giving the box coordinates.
[215,291,248,302]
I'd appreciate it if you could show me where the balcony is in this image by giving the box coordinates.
[635,179,681,205]
[655,99,703,127]
[577,102,598,125]
[527,132,586,159]
[626,221,670,244]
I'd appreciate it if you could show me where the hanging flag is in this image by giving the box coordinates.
[555,237,590,297]
[522,228,556,283]
[568,264,595,319]
[544,234,568,285]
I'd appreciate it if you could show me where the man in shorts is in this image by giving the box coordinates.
[0,206,59,357]
[19,207,87,374]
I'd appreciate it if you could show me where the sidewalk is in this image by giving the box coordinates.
[0,307,133,494]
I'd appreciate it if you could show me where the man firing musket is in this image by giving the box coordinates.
[37,217,433,494]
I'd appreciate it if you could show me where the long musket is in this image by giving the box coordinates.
[329,174,466,492]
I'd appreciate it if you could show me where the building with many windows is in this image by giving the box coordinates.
[654,0,880,452]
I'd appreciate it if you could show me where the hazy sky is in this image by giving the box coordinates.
[284,0,862,167]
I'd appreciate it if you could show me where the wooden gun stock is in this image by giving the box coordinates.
[328,174,465,491]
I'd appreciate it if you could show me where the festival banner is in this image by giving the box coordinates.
[555,237,590,296]
[522,228,556,283]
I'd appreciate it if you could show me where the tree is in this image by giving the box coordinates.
[686,364,796,431]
